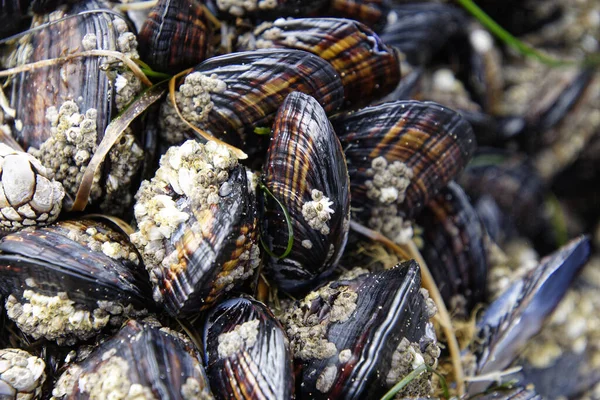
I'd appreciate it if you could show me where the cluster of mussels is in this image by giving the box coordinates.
[0,0,598,398]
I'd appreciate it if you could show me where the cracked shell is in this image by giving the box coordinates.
[261,92,350,294]
[331,100,476,243]
[131,140,260,317]
[203,297,294,399]
[54,320,214,399]
[0,218,152,345]
[239,18,400,108]
[159,49,344,156]
[281,262,440,399]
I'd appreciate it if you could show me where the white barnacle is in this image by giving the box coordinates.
[316,364,338,393]
[302,189,334,235]
[0,348,46,396]
[217,319,261,358]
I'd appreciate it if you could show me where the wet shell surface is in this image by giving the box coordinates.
[203,297,294,399]
[0,143,65,231]
[158,49,344,154]
[332,100,476,243]
[138,0,214,72]
[0,218,152,345]
[3,1,145,212]
[261,92,350,294]
[52,320,214,399]
[131,140,260,317]
[281,262,440,399]
[0,348,46,399]
[239,18,400,108]
[212,0,328,20]
[416,181,488,316]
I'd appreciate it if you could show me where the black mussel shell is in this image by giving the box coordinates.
[281,262,440,399]
[159,49,344,157]
[131,140,260,317]
[203,297,294,399]
[3,1,147,213]
[0,0,31,38]
[139,0,215,73]
[261,91,350,294]
[476,386,542,400]
[416,181,488,316]
[241,18,400,108]
[55,320,214,399]
[380,3,467,66]
[331,100,476,242]
[468,236,591,394]
[0,218,153,344]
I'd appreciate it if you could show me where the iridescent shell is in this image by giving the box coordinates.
[138,0,214,72]
[159,49,344,156]
[55,320,214,399]
[131,140,260,317]
[261,92,350,294]
[0,218,152,344]
[240,18,400,108]
[281,263,440,398]
[203,297,294,399]
[416,181,488,316]
[331,100,476,243]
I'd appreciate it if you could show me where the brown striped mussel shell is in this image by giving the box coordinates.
[203,297,294,399]
[0,218,153,345]
[328,0,388,30]
[158,49,344,157]
[280,262,440,399]
[260,92,350,294]
[52,320,214,399]
[416,181,488,316]
[2,1,146,213]
[331,100,476,244]
[238,18,400,108]
[138,0,216,73]
[209,0,329,20]
[130,140,260,317]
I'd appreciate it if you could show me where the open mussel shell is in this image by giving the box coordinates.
[240,18,400,108]
[53,320,214,399]
[159,49,344,156]
[3,0,146,213]
[0,218,153,345]
[416,181,488,316]
[138,0,214,72]
[131,140,260,317]
[261,92,350,294]
[331,100,476,242]
[281,262,440,399]
[203,297,294,399]
[380,3,467,66]
[468,236,591,394]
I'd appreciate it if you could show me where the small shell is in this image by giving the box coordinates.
[55,320,214,399]
[261,92,350,294]
[281,262,440,399]
[131,140,260,316]
[138,0,215,72]
[468,236,591,394]
[332,100,476,242]
[0,218,152,345]
[241,18,400,108]
[416,181,488,316]
[158,49,344,155]
[203,297,294,399]
[0,144,65,231]
[328,0,388,30]
[0,348,46,400]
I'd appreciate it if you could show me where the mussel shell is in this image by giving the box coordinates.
[416,181,488,316]
[203,297,294,399]
[261,91,350,294]
[243,18,400,108]
[208,0,329,20]
[0,218,153,342]
[65,320,213,399]
[380,3,467,66]
[167,49,344,155]
[332,100,476,221]
[138,0,214,72]
[0,0,31,38]
[477,386,542,400]
[327,0,387,31]
[284,262,438,399]
[469,236,591,393]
